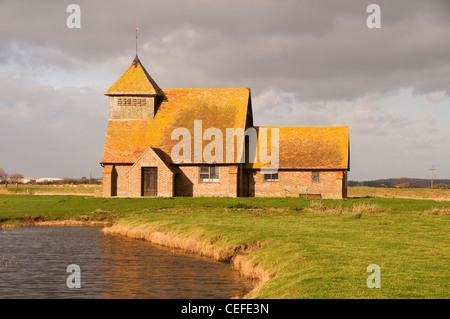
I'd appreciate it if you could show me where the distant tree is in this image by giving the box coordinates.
[10,173,24,183]
[0,168,7,180]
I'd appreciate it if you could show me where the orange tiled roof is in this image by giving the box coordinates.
[100,88,251,164]
[105,56,164,96]
[101,119,151,163]
[101,56,348,169]
[245,126,349,170]
[144,88,250,161]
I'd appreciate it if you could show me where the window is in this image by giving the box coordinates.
[199,166,220,182]
[117,97,147,107]
[312,172,320,182]
[264,173,279,181]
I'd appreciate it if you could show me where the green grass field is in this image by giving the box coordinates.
[0,194,448,298]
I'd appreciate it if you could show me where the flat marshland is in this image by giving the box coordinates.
[0,184,101,196]
[0,188,449,298]
[349,186,450,201]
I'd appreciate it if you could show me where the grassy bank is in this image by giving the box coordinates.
[0,194,449,298]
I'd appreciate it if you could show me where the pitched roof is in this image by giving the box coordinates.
[144,88,250,162]
[126,146,180,175]
[245,126,349,170]
[100,88,251,164]
[105,56,164,96]
[150,147,180,175]
[101,119,151,163]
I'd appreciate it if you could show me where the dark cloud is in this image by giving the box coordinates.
[0,0,449,179]
[1,0,449,99]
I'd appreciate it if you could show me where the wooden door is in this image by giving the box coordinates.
[142,167,157,196]
[111,167,117,197]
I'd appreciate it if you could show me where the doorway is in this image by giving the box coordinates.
[141,167,157,196]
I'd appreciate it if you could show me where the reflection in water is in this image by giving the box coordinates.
[0,226,253,299]
[100,232,254,298]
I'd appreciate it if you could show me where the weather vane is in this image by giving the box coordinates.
[135,26,139,57]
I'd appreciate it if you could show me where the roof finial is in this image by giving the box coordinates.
[135,26,139,58]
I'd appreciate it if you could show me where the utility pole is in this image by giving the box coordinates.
[430,165,435,189]
[89,164,92,185]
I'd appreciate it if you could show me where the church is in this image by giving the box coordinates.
[100,55,349,199]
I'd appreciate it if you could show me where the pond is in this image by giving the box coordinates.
[0,226,254,298]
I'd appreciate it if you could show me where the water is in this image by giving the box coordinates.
[0,226,254,298]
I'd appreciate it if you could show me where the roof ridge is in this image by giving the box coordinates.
[255,125,349,128]
[105,56,164,96]
[161,87,250,90]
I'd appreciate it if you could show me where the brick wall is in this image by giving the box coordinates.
[176,165,238,197]
[114,164,132,196]
[249,170,346,199]
[109,96,155,119]
[103,160,347,199]
[102,165,113,197]
[127,148,174,197]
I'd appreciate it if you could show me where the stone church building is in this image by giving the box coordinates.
[100,56,349,198]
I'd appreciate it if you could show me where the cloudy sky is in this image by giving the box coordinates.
[0,0,449,181]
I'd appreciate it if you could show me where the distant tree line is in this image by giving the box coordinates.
[349,178,450,189]
[0,168,101,185]
[60,177,102,185]
[27,178,102,185]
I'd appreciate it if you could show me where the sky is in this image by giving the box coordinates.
[0,0,449,181]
